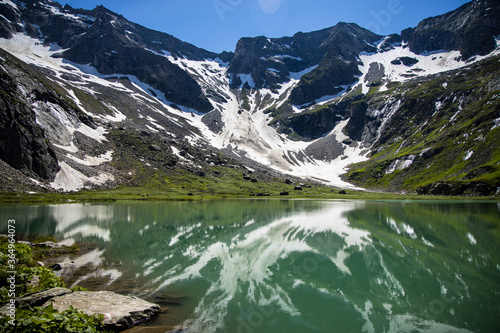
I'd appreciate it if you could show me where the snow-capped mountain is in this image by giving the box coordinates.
[0,0,499,195]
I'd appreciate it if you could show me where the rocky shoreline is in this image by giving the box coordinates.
[1,287,161,330]
[0,236,164,331]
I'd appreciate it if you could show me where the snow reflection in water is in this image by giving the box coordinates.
[2,199,498,333]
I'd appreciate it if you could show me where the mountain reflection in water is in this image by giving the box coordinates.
[2,199,499,333]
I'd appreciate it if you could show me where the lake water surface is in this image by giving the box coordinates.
[1,199,500,333]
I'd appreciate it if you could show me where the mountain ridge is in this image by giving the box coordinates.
[0,0,499,196]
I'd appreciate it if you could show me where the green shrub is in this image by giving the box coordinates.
[1,240,66,306]
[0,304,104,333]
[27,266,67,292]
[0,240,35,267]
[32,236,57,244]
[0,266,66,306]
[0,238,103,332]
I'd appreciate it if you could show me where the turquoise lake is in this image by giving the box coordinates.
[1,199,499,332]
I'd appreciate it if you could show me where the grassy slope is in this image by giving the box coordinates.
[343,56,500,195]
[1,171,498,204]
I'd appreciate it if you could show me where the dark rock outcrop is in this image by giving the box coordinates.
[390,57,419,66]
[305,134,345,161]
[0,0,23,38]
[416,181,496,196]
[286,105,344,139]
[364,62,386,86]
[0,50,60,181]
[344,101,369,141]
[401,0,500,59]
[289,23,381,105]
[0,97,60,181]
[228,33,319,89]
[288,57,359,106]
[0,0,220,112]
[228,22,381,106]
[377,34,403,52]
[202,109,224,134]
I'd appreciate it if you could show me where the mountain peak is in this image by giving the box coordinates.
[402,0,500,59]
[227,21,381,100]
[0,0,222,112]
[0,0,499,195]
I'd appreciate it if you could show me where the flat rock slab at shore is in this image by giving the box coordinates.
[0,288,73,317]
[16,287,72,308]
[43,291,161,330]
[123,327,188,333]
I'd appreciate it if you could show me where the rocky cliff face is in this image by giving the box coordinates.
[0,0,499,195]
[228,22,381,107]
[0,0,231,113]
[401,0,500,60]
[0,48,61,181]
[288,23,381,106]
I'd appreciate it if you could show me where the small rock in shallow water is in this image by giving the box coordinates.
[49,261,76,271]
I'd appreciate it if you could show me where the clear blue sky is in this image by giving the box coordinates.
[60,0,471,53]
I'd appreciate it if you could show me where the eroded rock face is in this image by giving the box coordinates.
[401,0,500,59]
[43,291,162,330]
[0,1,217,113]
[0,50,60,181]
[416,181,495,196]
[228,22,381,103]
[287,105,344,139]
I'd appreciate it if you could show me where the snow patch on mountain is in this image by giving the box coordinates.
[51,162,114,192]
[236,74,255,88]
[289,65,318,80]
[0,33,66,69]
[66,151,113,167]
[386,155,416,174]
[101,104,127,123]
[287,121,368,188]
[193,85,368,188]
[356,43,500,94]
